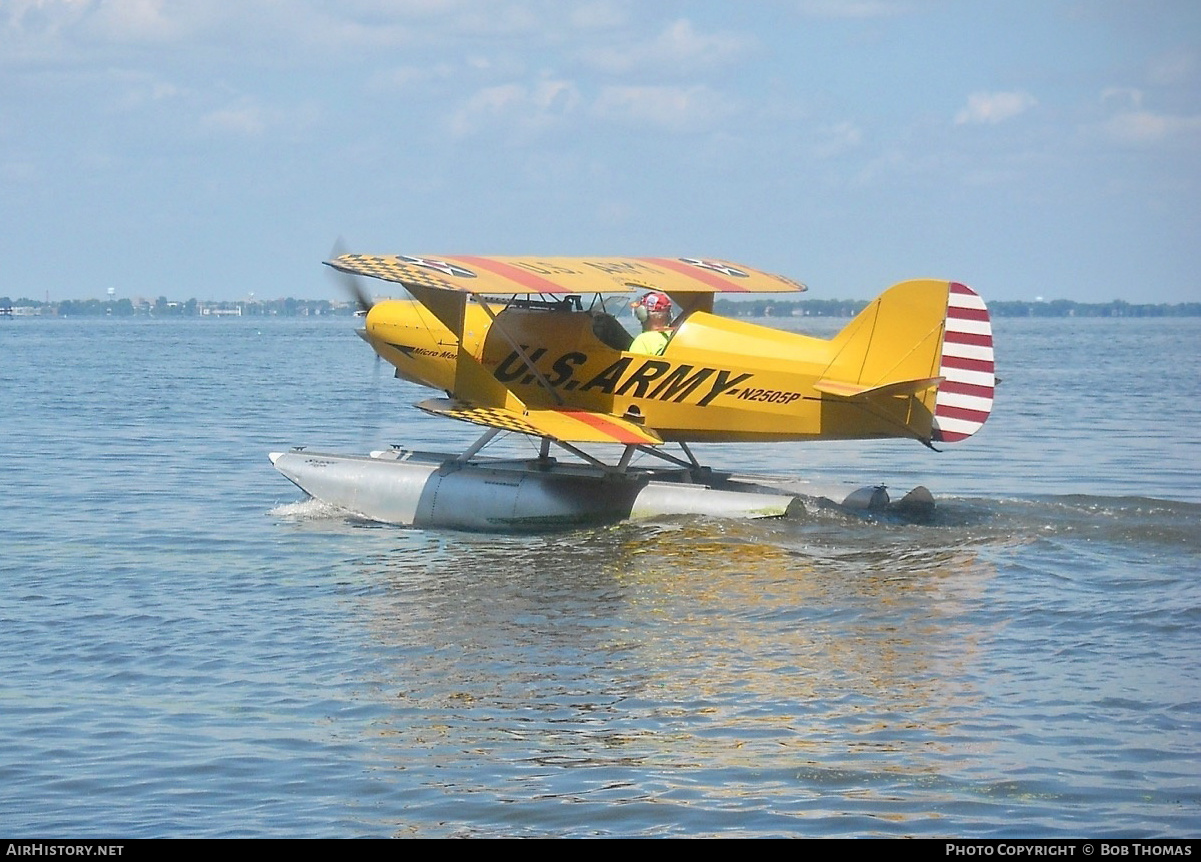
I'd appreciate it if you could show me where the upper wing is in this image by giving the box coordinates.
[327,254,805,295]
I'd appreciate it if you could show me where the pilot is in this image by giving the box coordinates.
[629,291,674,355]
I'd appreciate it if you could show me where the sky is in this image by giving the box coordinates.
[2,0,1199,303]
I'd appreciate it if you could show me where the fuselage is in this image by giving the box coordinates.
[362,297,942,443]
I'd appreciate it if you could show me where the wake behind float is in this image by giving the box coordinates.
[269,446,935,531]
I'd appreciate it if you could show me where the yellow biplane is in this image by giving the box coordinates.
[271,253,995,530]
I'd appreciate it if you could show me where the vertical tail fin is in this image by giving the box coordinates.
[820,279,995,445]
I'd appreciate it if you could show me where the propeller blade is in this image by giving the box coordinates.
[327,237,374,313]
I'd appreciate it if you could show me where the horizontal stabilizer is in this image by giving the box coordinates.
[822,279,995,446]
[814,376,943,400]
[417,398,663,446]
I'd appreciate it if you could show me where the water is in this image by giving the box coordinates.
[2,314,1198,837]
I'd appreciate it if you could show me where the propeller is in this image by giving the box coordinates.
[327,237,374,314]
[328,239,386,446]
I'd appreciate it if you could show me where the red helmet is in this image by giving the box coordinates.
[636,291,671,313]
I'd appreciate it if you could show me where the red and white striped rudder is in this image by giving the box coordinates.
[932,282,995,443]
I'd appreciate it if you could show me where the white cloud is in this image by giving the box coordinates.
[4,0,91,32]
[955,91,1038,125]
[851,148,909,187]
[591,84,736,132]
[793,0,909,18]
[97,68,183,112]
[1147,48,1197,87]
[2,0,90,61]
[447,74,739,139]
[655,18,751,65]
[1103,110,1201,145]
[449,78,582,138]
[1,1,418,58]
[86,0,184,41]
[8,0,216,43]
[579,18,752,75]
[1099,88,1201,145]
[368,62,456,94]
[200,98,267,137]
[813,121,862,158]
[568,1,628,30]
[1101,87,1144,110]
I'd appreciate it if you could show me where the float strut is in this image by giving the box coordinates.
[457,427,501,462]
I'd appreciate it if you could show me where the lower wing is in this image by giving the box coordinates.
[417,398,663,446]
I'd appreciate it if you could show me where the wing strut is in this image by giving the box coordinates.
[473,296,564,406]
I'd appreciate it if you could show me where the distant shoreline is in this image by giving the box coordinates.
[2,296,1199,318]
[713,298,1201,318]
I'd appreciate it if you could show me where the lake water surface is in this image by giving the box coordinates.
[2,314,1198,837]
